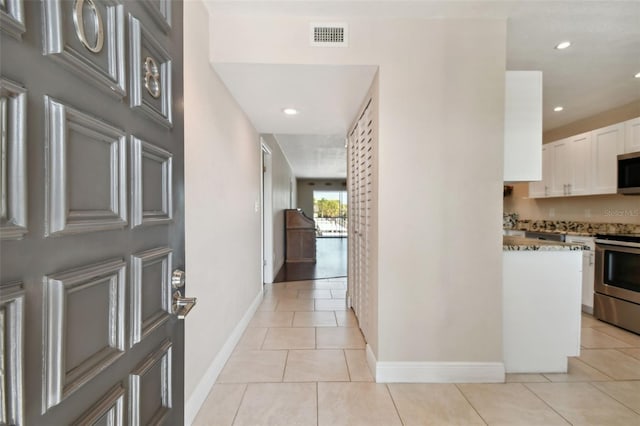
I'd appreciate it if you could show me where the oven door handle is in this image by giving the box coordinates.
[595,239,640,249]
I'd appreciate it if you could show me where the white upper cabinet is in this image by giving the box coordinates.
[591,123,624,195]
[547,134,590,196]
[550,139,570,196]
[625,117,640,153]
[529,119,635,198]
[567,132,592,196]
[529,144,552,197]
[504,71,543,182]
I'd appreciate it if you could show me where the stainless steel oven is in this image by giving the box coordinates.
[594,234,640,335]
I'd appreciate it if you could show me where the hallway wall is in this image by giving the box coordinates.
[262,134,297,281]
[207,12,506,376]
[183,0,262,420]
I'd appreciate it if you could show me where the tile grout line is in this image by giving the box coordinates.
[281,349,290,383]
[586,381,640,416]
[384,384,405,425]
[316,381,320,426]
[259,328,270,350]
[577,349,625,381]
[343,349,352,382]
[230,383,249,426]
[521,382,575,425]
[454,384,489,426]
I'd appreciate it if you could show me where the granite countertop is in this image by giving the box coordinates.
[504,218,640,236]
[503,236,586,251]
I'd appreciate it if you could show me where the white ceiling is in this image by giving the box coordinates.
[209,1,640,179]
[214,64,378,135]
[274,134,347,179]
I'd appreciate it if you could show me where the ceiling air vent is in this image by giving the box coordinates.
[310,23,348,47]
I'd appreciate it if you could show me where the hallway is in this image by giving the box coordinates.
[274,238,348,282]
[192,278,640,425]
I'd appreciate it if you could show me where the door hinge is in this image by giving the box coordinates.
[263,166,267,173]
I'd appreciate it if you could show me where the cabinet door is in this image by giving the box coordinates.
[592,123,625,194]
[550,140,570,196]
[503,71,543,181]
[625,117,640,154]
[529,144,552,198]
[568,132,592,195]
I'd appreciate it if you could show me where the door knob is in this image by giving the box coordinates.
[172,291,197,319]
[171,269,196,318]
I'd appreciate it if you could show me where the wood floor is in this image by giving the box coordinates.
[274,238,347,283]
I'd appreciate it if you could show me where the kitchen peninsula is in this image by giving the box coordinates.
[503,236,584,373]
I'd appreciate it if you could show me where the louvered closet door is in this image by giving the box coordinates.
[0,1,186,425]
[348,99,373,339]
[347,129,359,318]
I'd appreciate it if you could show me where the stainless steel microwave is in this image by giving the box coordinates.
[618,152,640,195]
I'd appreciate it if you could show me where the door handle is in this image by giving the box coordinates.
[171,269,196,319]
[173,291,197,319]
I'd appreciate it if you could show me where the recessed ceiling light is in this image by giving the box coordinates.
[282,108,299,115]
[554,106,564,112]
[635,72,640,78]
[555,41,571,50]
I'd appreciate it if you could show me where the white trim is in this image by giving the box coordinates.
[373,360,505,383]
[261,142,274,283]
[366,345,504,383]
[185,289,263,426]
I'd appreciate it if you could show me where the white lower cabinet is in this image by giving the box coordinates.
[565,236,596,314]
[503,250,582,373]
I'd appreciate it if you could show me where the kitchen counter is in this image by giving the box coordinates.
[503,236,585,251]
[504,219,640,236]
[503,244,582,373]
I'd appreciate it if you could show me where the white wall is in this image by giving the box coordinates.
[262,134,297,280]
[183,0,262,420]
[208,13,506,372]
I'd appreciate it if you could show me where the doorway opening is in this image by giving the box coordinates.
[313,190,348,238]
[262,142,274,284]
[273,183,349,283]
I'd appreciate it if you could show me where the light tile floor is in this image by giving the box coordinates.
[193,278,640,425]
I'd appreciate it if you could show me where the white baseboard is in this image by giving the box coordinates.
[375,361,505,383]
[366,344,504,383]
[185,289,263,425]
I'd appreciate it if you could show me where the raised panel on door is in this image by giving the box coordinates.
[592,123,624,194]
[568,132,592,196]
[550,140,570,196]
[625,117,640,154]
[0,1,185,424]
[528,145,550,198]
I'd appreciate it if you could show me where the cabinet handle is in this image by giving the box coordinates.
[568,184,572,195]
[589,253,594,266]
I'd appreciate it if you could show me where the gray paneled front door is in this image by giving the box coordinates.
[0,0,186,424]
